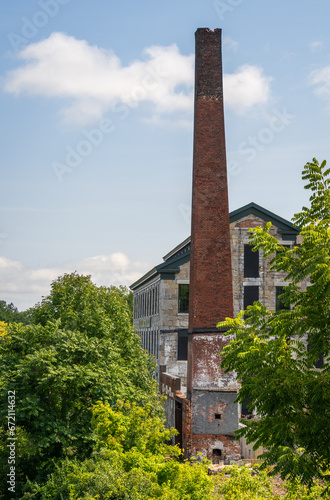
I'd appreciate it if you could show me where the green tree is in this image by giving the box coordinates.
[0,299,31,324]
[0,273,159,497]
[218,159,330,489]
[24,401,214,500]
[110,285,134,319]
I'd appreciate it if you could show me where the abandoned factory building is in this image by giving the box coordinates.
[131,28,303,463]
[131,202,301,383]
[130,203,302,459]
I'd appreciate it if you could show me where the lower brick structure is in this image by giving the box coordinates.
[190,434,241,463]
[187,331,237,393]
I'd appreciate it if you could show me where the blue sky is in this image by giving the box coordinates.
[1,0,330,310]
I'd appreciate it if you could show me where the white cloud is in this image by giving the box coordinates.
[223,65,272,114]
[3,32,194,125]
[0,253,152,311]
[2,33,272,124]
[310,65,330,100]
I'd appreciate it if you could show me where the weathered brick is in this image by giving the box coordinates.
[186,28,239,464]
[189,28,233,329]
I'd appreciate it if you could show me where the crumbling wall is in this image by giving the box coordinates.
[188,332,237,391]
[190,434,241,463]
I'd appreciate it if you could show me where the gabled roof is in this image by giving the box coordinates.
[130,203,299,290]
[229,202,300,235]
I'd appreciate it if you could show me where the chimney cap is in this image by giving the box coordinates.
[195,27,221,34]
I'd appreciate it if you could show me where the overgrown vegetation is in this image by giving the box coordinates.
[0,159,329,498]
[214,465,326,499]
[0,274,160,497]
[23,400,215,499]
[218,159,330,491]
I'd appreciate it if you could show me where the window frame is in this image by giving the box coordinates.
[178,283,189,314]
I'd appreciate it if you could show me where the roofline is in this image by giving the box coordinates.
[162,235,191,261]
[130,268,158,290]
[130,251,191,290]
[130,203,300,290]
[164,203,300,261]
[229,202,300,232]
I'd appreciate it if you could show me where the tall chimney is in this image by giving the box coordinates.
[189,28,233,330]
[185,29,239,463]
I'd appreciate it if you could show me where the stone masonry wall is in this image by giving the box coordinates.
[230,215,306,317]
[158,261,190,381]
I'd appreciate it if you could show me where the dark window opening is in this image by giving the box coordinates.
[177,330,188,360]
[178,284,189,313]
[175,401,183,448]
[276,244,291,264]
[241,396,253,418]
[314,352,324,369]
[244,244,259,278]
[215,413,221,420]
[244,286,259,317]
[212,448,222,464]
[307,338,324,368]
[276,286,290,312]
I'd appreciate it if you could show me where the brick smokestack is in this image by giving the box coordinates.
[189,28,233,330]
[184,29,240,463]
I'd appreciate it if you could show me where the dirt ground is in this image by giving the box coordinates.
[270,476,287,498]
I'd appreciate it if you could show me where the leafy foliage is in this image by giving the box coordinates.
[0,273,160,497]
[0,320,8,337]
[215,465,274,499]
[218,159,330,489]
[23,401,215,500]
[91,400,176,456]
[214,465,326,500]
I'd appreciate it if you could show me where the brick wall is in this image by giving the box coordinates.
[189,28,233,330]
[186,27,239,463]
